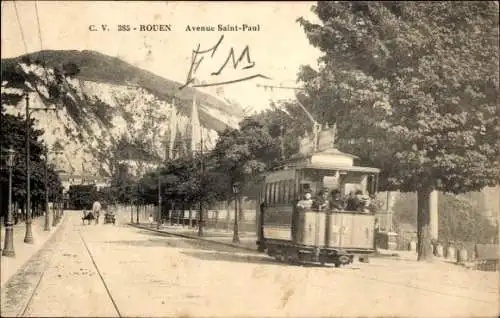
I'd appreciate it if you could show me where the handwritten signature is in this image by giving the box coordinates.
[179,35,271,90]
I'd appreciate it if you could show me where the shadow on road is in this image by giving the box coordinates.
[132,229,252,253]
[101,230,252,254]
[180,250,338,268]
[101,238,179,248]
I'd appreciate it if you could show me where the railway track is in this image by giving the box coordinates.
[9,217,122,317]
[78,230,122,317]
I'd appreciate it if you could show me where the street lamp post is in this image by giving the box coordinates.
[2,148,16,257]
[232,182,240,244]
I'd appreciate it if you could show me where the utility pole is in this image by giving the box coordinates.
[198,123,204,237]
[42,150,49,231]
[24,93,34,244]
[22,89,57,243]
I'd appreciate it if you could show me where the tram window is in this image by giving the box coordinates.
[367,175,377,195]
[277,181,282,204]
[280,181,285,203]
[283,181,289,203]
[265,184,270,203]
[277,182,282,204]
[276,182,280,203]
[283,181,288,202]
[268,183,273,203]
[274,182,280,203]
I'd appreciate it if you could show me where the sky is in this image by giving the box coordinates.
[1,1,322,113]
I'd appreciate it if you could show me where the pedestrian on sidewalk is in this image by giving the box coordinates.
[92,200,101,225]
[148,214,153,227]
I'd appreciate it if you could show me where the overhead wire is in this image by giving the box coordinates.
[33,0,50,84]
[13,0,29,56]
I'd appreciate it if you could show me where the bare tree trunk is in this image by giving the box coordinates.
[417,188,434,261]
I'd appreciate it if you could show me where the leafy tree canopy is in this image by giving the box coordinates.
[211,118,280,198]
[297,1,499,260]
[1,104,63,215]
[297,1,499,193]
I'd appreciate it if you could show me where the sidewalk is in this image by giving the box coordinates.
[375,247,478,269]
[130,223,400,257]
[0,214,64,288]
[130,222,259,252]
[131,223,474,268]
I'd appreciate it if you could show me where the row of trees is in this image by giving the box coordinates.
[0,103,64,219]
[106,117,283,213]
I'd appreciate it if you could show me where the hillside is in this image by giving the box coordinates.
[1,50,245,177]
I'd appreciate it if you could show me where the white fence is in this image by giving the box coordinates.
[115,201,258,234]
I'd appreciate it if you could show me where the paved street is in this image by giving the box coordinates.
[1,210,498,317]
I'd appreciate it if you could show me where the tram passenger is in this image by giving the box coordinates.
[369,195,383,214]
[297,192,313,210]
[345,191,358,211]
[312,189,329,211]
[329,189,345,211]
[355,190,371,213]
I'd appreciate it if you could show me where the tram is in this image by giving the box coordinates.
[256,124,380,267]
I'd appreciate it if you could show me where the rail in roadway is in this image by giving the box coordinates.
[0,215,122,317]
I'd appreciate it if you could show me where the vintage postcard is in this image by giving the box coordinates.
[1,1,499,317]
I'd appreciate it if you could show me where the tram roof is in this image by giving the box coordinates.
[261,163,380,178]
[293,163,380,174]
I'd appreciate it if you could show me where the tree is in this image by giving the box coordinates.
[62,62,80,77]
[109,163,136,204]
[68,184,97,210]
[0,103,60,217]
[211,118,280,199]
[298,2,499,260]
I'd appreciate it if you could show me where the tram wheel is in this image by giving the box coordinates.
[338,255,351,265]
[274,253,285,263]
